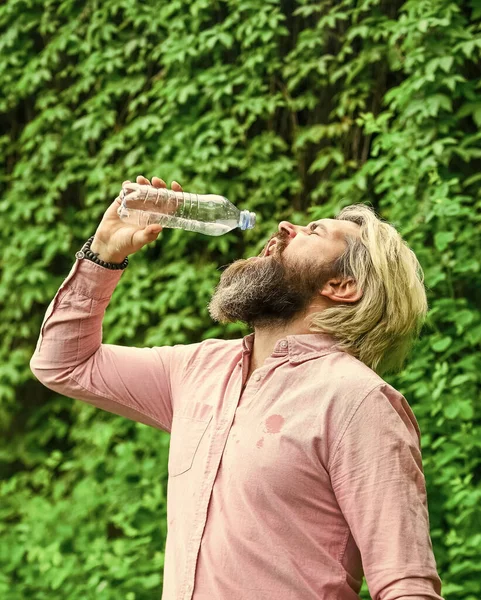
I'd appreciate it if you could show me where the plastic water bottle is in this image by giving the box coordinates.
[117,183,256,236]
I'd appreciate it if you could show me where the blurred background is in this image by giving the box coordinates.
[1,0,480,598]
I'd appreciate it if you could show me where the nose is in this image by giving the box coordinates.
[278,221,297,239]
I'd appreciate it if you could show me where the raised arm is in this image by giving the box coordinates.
[30,175,188,433]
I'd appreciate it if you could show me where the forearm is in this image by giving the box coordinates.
[30,259,123,373]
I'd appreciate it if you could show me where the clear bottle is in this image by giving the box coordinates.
[117,183,256,236]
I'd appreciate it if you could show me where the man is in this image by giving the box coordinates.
[31,175,444,600]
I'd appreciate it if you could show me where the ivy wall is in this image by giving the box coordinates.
[0,0,480,597]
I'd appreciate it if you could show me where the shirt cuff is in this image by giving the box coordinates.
[60,258,125,301]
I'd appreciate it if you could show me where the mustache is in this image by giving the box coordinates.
[217,230,290,272]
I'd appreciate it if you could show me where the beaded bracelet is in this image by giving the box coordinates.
[75,236,129,271]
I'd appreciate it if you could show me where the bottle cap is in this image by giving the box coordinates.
[240,210,256,230]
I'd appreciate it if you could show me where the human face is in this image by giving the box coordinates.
[207,218,360,329]
[261,218,361,265]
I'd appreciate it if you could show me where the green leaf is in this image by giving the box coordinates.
[444,403,460,419]
[473,108,481,128]
[439,56,454,73]
[434,231,455,251]
[431,337,452,352]
[458,401,474,420]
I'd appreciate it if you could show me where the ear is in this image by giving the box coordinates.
[319,278,362,303]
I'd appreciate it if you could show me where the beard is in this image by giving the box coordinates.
[207,236,336,330]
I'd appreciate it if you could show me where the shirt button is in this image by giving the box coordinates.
[280,340,288,348]
[253,373,261,381]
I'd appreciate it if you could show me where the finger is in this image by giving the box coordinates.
[136,175,151,185]
[171,180,183,192]
[152,177,167,188]
[145,224,163,235]
[135,224,163,246]
[105,197,122,219]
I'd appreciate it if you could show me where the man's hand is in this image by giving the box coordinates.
[90,175,183,262]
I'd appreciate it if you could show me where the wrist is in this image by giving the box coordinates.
[76,236,129,271]
[90,239,127,264]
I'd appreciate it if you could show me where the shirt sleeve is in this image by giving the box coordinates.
[328,383,444,600]
[30,259,193,433]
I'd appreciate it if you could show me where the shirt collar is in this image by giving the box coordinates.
[241,331,341,364]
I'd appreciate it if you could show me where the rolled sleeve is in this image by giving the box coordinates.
[329,384,444,600]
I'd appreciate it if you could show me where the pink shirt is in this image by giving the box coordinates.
[30,259,444,600]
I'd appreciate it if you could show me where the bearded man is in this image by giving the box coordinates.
[31,175,444,600]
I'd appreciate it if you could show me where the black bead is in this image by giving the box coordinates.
[77,235,128,270]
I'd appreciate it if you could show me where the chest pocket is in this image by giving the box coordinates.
[168,402,213,477]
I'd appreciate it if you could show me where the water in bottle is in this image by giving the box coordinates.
[117,183,256,236]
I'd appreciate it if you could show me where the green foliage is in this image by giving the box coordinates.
[1,0,480,597]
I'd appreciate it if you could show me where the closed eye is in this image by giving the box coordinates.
[309,222,328,236]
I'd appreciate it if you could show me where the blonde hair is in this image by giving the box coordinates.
[308,204,428,375]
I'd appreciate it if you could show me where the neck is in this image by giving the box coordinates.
[249,304,324,372]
